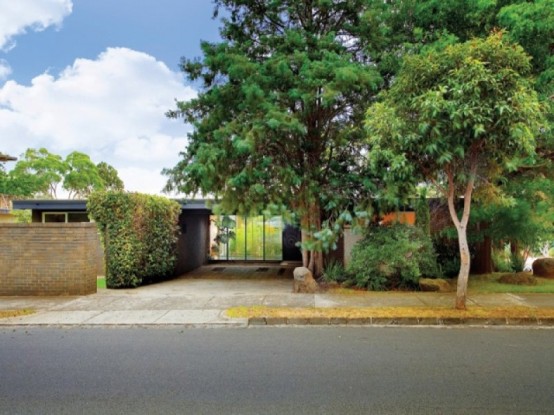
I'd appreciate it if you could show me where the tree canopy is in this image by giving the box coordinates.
[365,33,545,309]
[0,148,124,199]
[164,0,383,275]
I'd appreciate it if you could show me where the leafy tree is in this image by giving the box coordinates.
[11,148,67,198]
[164,0,382,275]
[97,161,125,192]
[0,165,40,198]
[2,148,124,200]
[472,167,554,264]
[63,152,105,199]
[365,33,545,309]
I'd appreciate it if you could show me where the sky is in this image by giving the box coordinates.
[0,0,223,196]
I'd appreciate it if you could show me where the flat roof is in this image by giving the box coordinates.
[13,199,212,213]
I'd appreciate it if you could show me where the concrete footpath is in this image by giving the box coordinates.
[1,265,554,328]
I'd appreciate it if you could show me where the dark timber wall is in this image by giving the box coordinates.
[175,213,210,275]
[0,223,99,296]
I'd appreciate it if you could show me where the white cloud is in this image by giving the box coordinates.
[0,59,11,80]
[0,47,196,195]
[0,0,73,51]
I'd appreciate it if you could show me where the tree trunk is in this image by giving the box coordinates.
[455,226,471,310]
[298,199,323,277]
[446,164,476,310]
[301,229,309,268]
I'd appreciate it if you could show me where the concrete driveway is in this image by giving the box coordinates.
[2,264,554,327]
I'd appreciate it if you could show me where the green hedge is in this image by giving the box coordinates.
[88,192,181,288]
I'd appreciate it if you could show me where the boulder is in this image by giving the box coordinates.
[498,272,537,286]
[293,267,318,293]
[532,258,554,278]
[419,278,452,292]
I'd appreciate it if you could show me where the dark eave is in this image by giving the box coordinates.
[13,198,213,214]
[13,199,88,211]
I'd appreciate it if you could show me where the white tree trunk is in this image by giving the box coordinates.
[446,164,476,310]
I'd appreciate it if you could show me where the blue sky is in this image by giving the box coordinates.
[0,0,223,195]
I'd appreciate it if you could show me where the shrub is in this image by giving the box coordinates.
[88,191,181,288]
[347,223,439,290]
[415,194,431,237]
[492,247,512,272]
[322,259,347,284]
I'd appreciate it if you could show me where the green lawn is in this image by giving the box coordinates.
[468,273,554,294]
[97,277,106,289]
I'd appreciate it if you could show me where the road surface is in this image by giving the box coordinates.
[1,327,552,414]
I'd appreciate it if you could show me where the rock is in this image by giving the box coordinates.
[532,258,554,278]
[419,278,452,292]
[498,272,537,286]
[293,267,319,293]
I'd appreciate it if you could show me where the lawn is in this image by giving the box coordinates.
[467,273,554,294]
[97,277,106,289]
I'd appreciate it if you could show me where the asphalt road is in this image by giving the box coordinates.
[1,327,552,414]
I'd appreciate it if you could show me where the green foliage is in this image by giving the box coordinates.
[12,209,31,224]
[11,148,67,198]
[366,33,545,306]
[87,192,181,288]
[472,168,554,257]
[347,223,439,291]
[63,152,105,199]
[322,259,347,284]
[2,148,124,199]
[96,161,125,192]
[415,193,431,237]
[164,0,384,274]
[492,247,514,273]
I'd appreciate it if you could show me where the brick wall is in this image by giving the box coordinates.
[0,223,99,296]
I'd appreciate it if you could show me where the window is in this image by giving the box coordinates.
[42,212,90,223]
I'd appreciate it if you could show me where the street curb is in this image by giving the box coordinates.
[247,316,554,327]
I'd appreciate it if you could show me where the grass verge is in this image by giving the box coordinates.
[468,274,554,293]
[226,305,554,320]
[0,309,35,319]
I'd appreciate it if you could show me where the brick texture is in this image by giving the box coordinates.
[0,223,99,296]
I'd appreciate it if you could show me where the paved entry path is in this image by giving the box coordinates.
[1,264,554,327]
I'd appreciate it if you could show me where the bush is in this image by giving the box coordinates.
[322,259,347,284]
[347,223,439,290]
[88,192,181,288]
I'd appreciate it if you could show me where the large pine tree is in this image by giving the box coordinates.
[164,0,381,275]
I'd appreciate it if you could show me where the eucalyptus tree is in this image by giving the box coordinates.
[63,152,105,199]
[365,34,545,309]
[164,0,382,275]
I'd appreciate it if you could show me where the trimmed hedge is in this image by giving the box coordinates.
[88,192,181,288]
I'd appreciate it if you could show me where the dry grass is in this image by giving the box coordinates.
[0,309,35,319]
[226,305,554,320]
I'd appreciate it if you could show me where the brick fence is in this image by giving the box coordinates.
[0,223,99,296]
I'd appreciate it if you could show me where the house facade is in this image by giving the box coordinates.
[12,199,305,275]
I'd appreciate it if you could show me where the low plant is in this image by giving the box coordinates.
[322,259,347,284]
[347,223,439,291]
[492,247,513,273]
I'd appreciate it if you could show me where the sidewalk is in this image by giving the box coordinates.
[1,265,554,327]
